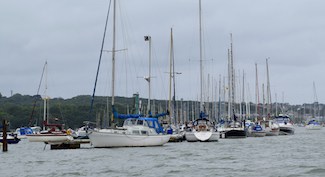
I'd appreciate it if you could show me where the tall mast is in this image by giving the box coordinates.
[218,75,221,121]
[262,83,265,118]
[111,0,117,123]
[144,35,152,116]
[227,48,231,120]
[227,34,235,119]
[242,70,245,120]
[169,28,176,124]
[230,34,235,117]
[43,61,48,131]
[172,31,177,125]
[313,81,318,117]
[168,29,173,120]
[255,63,259,120]
[266,58,271,118]
[199,0,203,113]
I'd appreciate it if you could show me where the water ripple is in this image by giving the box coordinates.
[2,127,325,177]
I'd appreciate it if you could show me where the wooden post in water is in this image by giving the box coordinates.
[2,119,8,152]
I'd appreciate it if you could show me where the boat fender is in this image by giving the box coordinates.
[67,129,72,135]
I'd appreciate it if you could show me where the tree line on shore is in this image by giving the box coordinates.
[1,93,324,130]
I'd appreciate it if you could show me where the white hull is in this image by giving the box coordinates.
[265,128,280,136]
[219,127,246,139]
[261,120,280,136]
[169,133,185,142]
[279,126,295,135]
[27,134,73,145]
[17,135,27,139]
[248,131,266,137]
[89,131,170,148]
[274,115,294,135]
[185,131,219,142]
[306,124,322,130]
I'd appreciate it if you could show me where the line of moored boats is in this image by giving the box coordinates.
[1,114,323,149]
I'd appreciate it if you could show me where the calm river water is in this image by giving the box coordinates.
[1,127,325,177]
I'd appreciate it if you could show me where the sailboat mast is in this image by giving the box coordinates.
[199,0,203,113]
[313,81,318,117]
[230,34,235,116]
[218,75,221,121]
[266,58,271,118]
[168,28,177,124]
[262,83,265,118]
[144,35,152,115]
[255,63,259,120]
[168,29,173,118]
[43,61,48,131]
[242,70,245,120]
[172,32,177,125]
[111,0,117,122]
[227,49,231,120]
[148,37,151,115]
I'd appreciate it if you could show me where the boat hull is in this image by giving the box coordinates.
[185,131,219,142]
[27,134,73,144]
[248,131,266,137]
[265,128,280,136]
[169,133,185,142]
[306,124,322,130]
[274,115,294,135]
[279,126,295,135]
[89,131,170,148]
[224,129,246,139]
[0,137,21,144]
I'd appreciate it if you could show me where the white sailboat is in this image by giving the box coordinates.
[26,62,73,145]
[185,0,219,142]
[218,34,246,139]
[263,58,280,136]
[15,126,41,139]
[306,82,322,130]
[166,28,185,142]
[88,0,170,147]
[306,119,322,130]
[245,120,266,137]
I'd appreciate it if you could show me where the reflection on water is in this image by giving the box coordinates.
[1,127,325,177]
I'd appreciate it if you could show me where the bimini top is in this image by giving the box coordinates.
[123,117,164,134]
[307,119,320,125]
[16,127,33,135]
[274,114,291,123]
[192,118,212,126]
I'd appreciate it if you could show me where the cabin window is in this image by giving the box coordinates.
[146,120,153,127]
[130,119,136,125]
[143,121,149,127]
[132,130,140,135]
[124,119,136,126]
[141,130,148,135]
[154,121,159,128]
[137,120,144,126]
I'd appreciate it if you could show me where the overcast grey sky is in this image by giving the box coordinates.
[1,0,325,105]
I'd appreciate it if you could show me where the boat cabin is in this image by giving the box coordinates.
[123,117,164,134]
[274,114,292,124]
[307,119,320,125]
[192,118,212,131]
